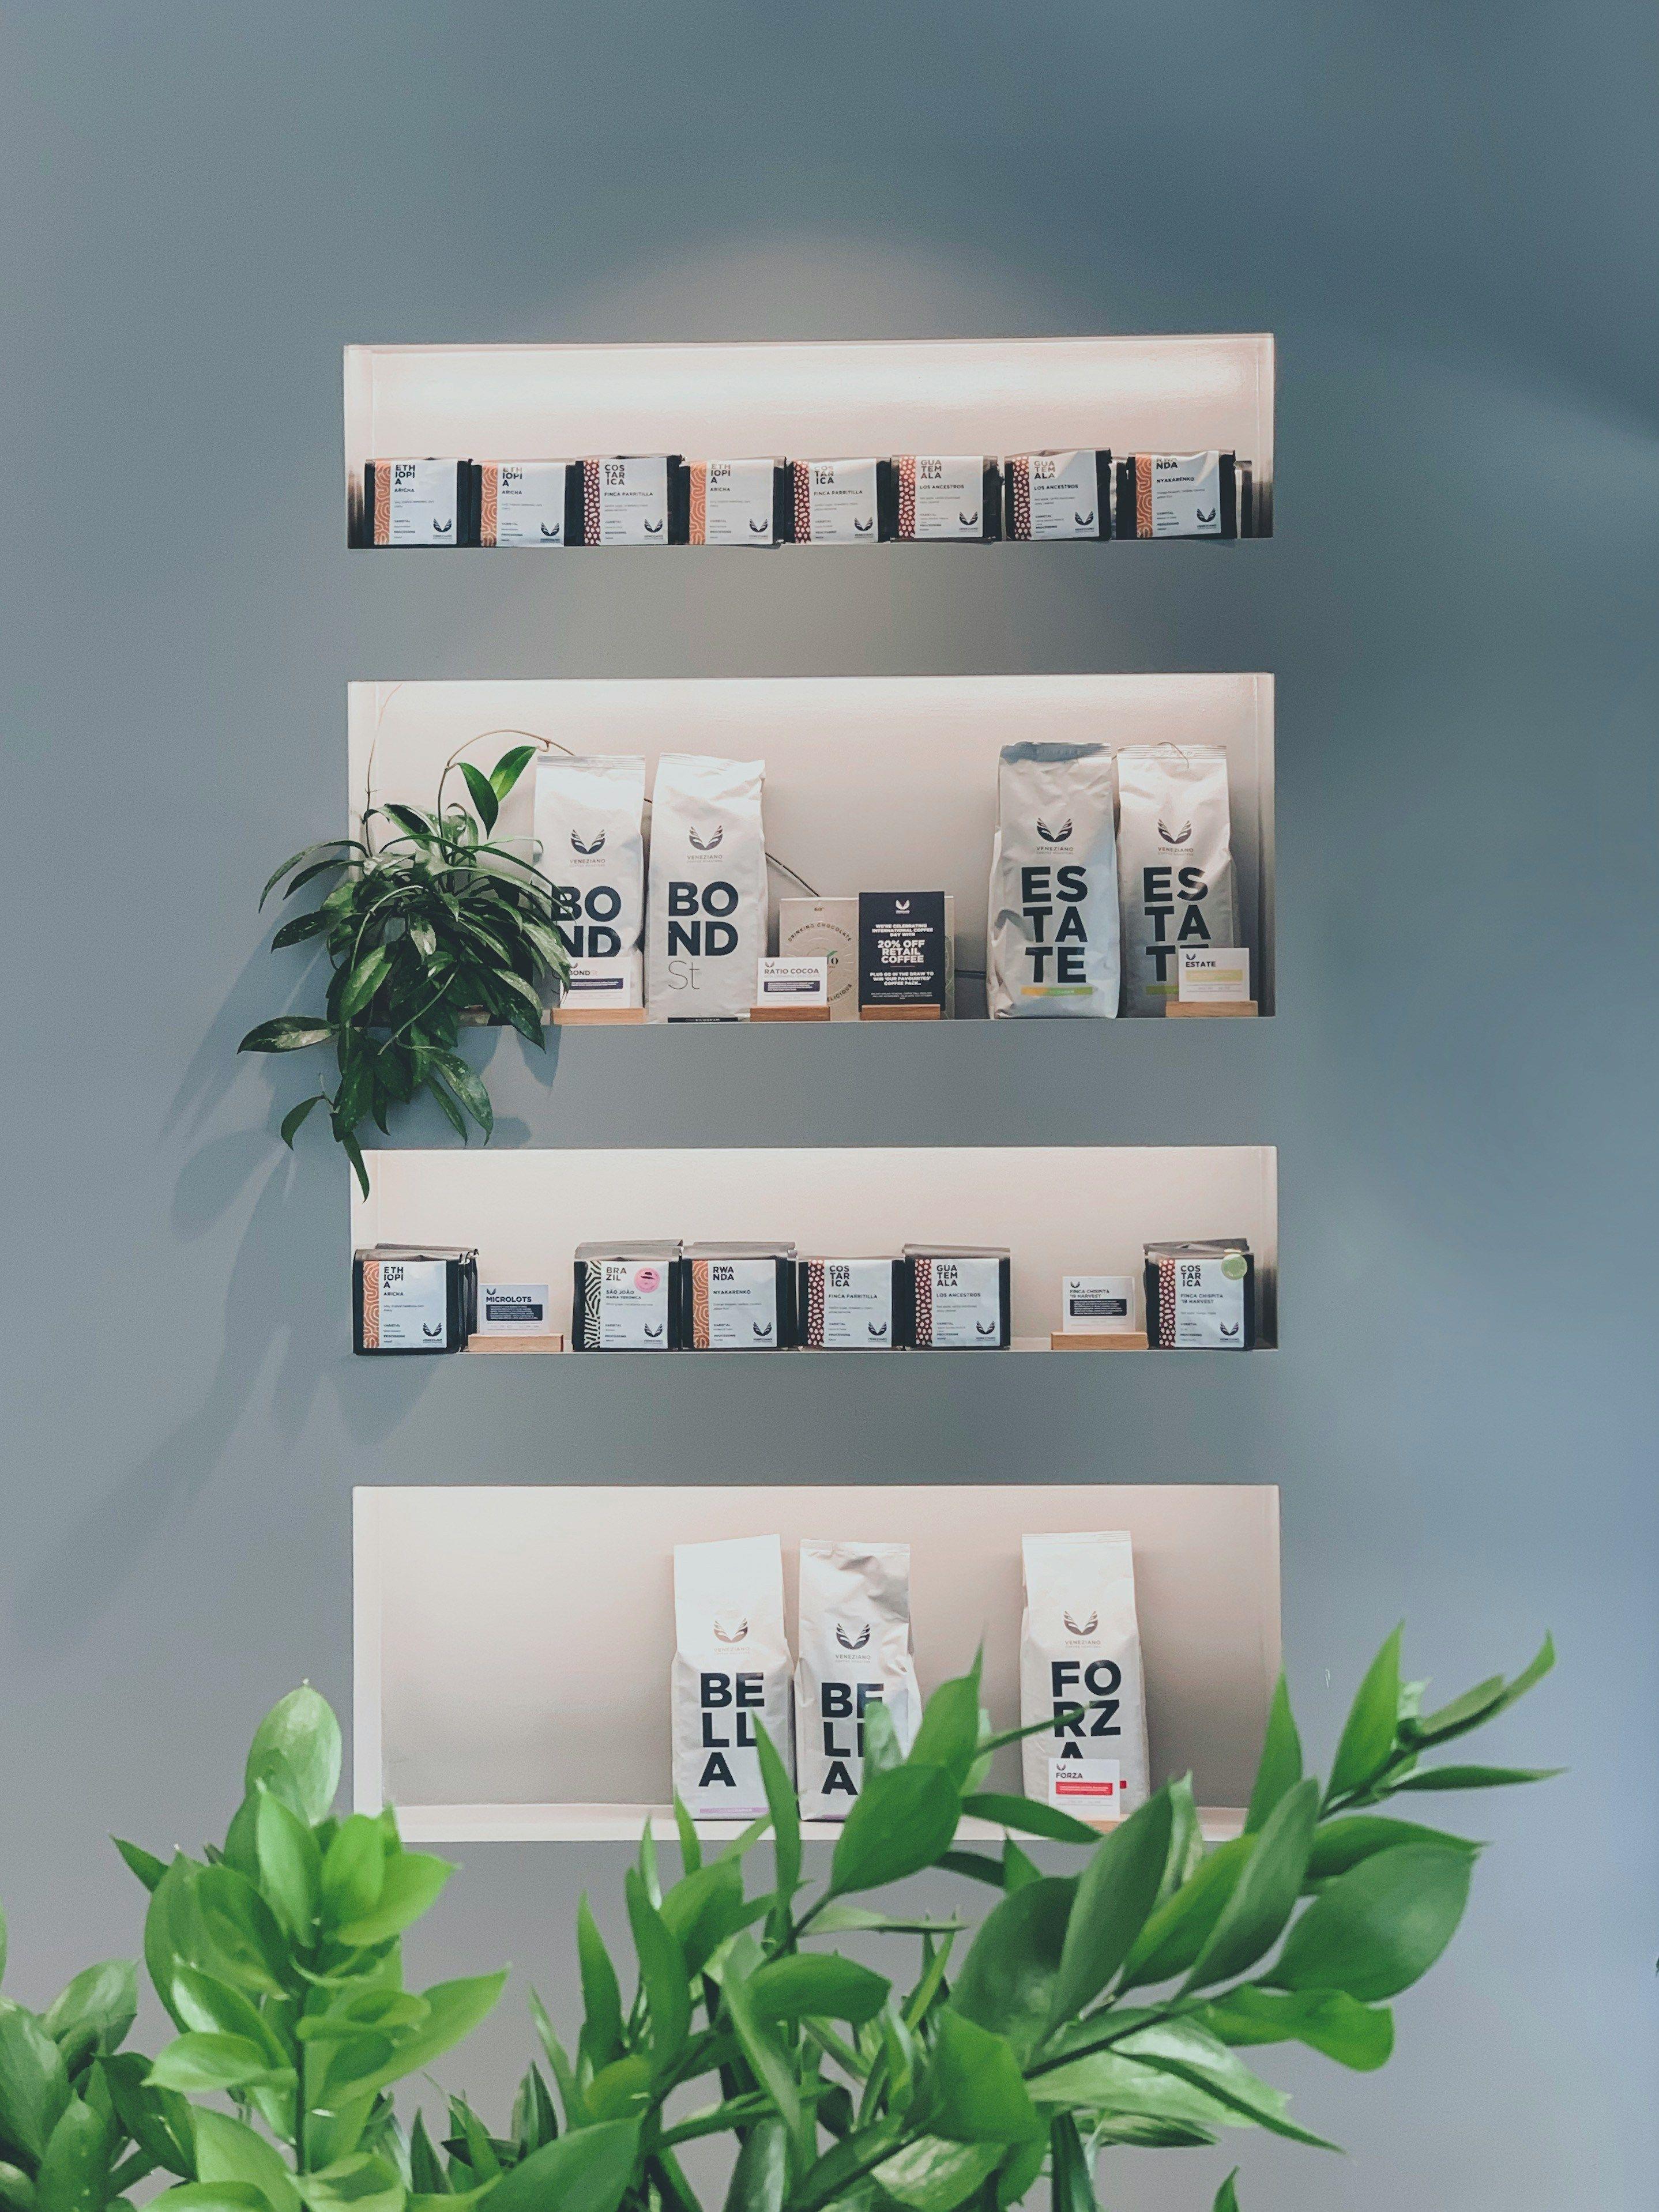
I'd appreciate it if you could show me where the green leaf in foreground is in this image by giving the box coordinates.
[1270,1843,1473,2002]
[1048,1788,1173,2025]
[1326,1626,1402,1803]
[827,1764,960,1897]
[1244,1675,1303,1833]
[1203,1986,1394,2071]
[475,2120,639,2212]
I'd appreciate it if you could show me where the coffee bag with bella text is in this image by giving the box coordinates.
[987,741,1119,1017]
[1020,1531,1149,1823]
[795,1540,919,1819]
[1116,745,1237,1016]
[671,1535,793,1818]
[646,753,768,1021]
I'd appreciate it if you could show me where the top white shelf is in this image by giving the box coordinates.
[343,333,1274,535]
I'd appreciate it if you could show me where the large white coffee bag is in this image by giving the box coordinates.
[647,754,768,1022]
[1020,1532,1149,1823]
[1116,745,1237,1016]
[987,742,1119,1017]
[795,1541,920,1819]
[533,754,646,1008]
[671,1535,793,1819]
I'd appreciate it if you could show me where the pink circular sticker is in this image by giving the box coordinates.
[634,1267,661,1292]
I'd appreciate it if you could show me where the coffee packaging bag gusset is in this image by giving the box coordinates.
[987,742,1120,1019]
[477,461,584,548]
[795,1540,920,1818]
[353,1245,476,1354]
[1020,1531,1150,1823]
[1002,450,1113,540]
[671,1535,794,1819]
[796,1258,902,1350]
[1116,744,1238,1016]
[570,1241,680,1350]
[878,457,1002,542]
[675,1244,797,1351]
[1114,452,1240,540]
[1144,1239,1255,1350]
[533,755,646,1011]
[676,459,790,545]
[362,459,480,548]
[646,753,769,1022]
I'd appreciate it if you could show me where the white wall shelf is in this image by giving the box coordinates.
[344,334,1274,540]
[349,674,1274,1018]
[353,1143,1278,1347]
[355,1484,1281,1838]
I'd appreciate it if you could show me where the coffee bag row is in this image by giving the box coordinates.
[671,1530,1149,1826]
[571,1244,1011,1351]
[989,740,1237,1018]
[358,450,1260,548]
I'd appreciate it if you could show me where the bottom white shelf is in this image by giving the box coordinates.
[392,1800,1247,1846]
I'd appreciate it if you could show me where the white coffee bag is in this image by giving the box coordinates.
[795,1541,920,1819]
[1020,1532,1149,1823]
[533,754,646,1008]
[987,742,1120,1018]
[1116,745,1237,1016]
[671,1535,793,1819]
[646,754,768,1022]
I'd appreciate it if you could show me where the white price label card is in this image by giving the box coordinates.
[479,1283,551,1336]
[757,955,828,1005]
[1060,1275,1136,1333]
[1178,947,1251,1003]
[1048,1758,1122,1814]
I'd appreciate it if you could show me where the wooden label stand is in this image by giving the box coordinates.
[467,1334,566,1354]
[751,1004,832,1022]
[860,1004,943,1022]
[1049,1332,1151,1351]
[553,1007,646,1026]
[1165,1001,1259,1019]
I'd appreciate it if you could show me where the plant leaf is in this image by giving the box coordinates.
[191,2110,303,2212]
[42,1960,137,2063]
[829,1765,961,1898]
[720,2116,785,2212]
[112,1840,167,1896]
[1269,1842,1473,2001]
[322,1973,506,2102]
[1326,1627,1402,1803]
[916,2014,1042,2146]
[1109,2019,1337,2149]
[146,2034,289,2096]
[259,842,357,909]
[1202,1986,1394,2071]
[1401,1633,1555,1748]
[458,766,499,834]
[1390,1765,1562,1793]
[254,1789,322,1947]
[755,1725,799,1909]
[338,949,394,1023]
[489,747,540,802]
[320,1816,385,1929]
[747,1954,889,2027]
[279,1096,325,1149]
[1244,1676,1303,1833]
[1213,2170,1240,2212]
[1183,1777,1319,1992]
[867,2137,1000,2212]
[1047,1787,1173,2026]
[947,1877,1074,2062]
[1047,2114,1096,2212]
[1307,1815,1480,1880]
[907,1661,983,1788]
[720,1974,804,2161]
[239,1020,334,1054]
[624,1870,690,2069]
[334,1852,453,1947]
[959,1794,1100,1847]
[575,1897,625,2068]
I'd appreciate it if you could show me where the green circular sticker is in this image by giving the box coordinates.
[1221,1252,1248,1280]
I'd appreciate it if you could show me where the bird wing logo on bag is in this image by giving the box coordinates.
[571,830,606,855]
[836,1622,872,1650]
[853,516,874,533]
[753,1320,774,1340]
[961,508,979,527]
[1220,1320,1240,1337]
[1197,506,1216,524]
[540,521,562,538]
[432,518,453,534]
[976,1318,998,1336]
[750,516,770,534]
[422,1322,443,1339]
[1037,817,1073,844]
[713,1613,750,1643]
[1158,819,1193,845]
[689,824,724,851]
[644,517,664,534]
[894,898,911,913]
[868,1320,889,1339]
[1074,508,1094,528]
[644,1321,664,1339]
[1063,1609,1099,1637]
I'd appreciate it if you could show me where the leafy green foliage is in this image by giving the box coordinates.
[238,746,569,1193]
[118,1685,505,2212]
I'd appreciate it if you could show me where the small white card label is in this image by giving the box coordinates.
[479,1283,551,1336]
[757,955,828,1006]
[1178,947,1251,1003]
[1061,1275,1136,1333]
[565,955,641,1008]
[1048,1757,1122,1813]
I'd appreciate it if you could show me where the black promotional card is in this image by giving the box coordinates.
[859,892,948,1011]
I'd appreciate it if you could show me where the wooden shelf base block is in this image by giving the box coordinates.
[751,1004,832,1022]
[1049,1331,1151,1351]
[466,1334,566,1355]
[1165,1000,1259,1019]
[552,1007,646,1026]
[860,1004,943,1022]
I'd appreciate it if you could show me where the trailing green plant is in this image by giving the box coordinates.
[0,1897,190,2212]
[116,1686,507,2212]
[467,1625,1557,2212]
[239,744,568,1194]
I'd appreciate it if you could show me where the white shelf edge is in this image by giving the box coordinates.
[389,1802,1246,1847]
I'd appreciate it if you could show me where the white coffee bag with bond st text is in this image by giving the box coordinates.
[533,754,646,1008]
[795,1540,920,1819]
[671,1535,793,1819]
[1116,745,1237,1017]
[988,742,1120,1018]
[647,754,769,1022]
[1020,1532,1149,1823]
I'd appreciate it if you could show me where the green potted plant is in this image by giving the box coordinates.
[239,743,569,1194]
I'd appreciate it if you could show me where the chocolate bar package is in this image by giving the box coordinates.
[571,1241,680,1350]
[353,1246,476,1354]
[878,457,1002,542]
[362,459,479,548]
[788,459,879,544]
[677,459,790,545]
[1115,453,1240,540]
[1003,450,1112,541]
[477,461,583,547]
[796,1257,902,1350]
[1143,1239,1255,1350]
[858,892,954,1016]
[901,1245,1012,1350]
[676,1242,797,1351]
[577,456,687,545]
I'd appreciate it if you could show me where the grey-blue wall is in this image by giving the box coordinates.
[5,6,1656,2207]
